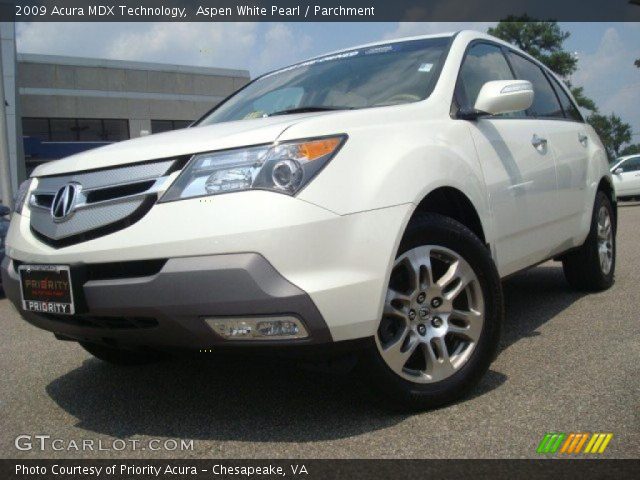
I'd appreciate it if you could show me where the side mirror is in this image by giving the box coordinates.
[0,205,10,217]
[614,167,624,175]
[473,80,534,117]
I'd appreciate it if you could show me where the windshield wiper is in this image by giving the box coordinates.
[268,106,354,117]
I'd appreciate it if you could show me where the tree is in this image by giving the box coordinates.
[487,16,596,111]
[635,59,640,68]
[587,113,632,159]
[619,144,640,157]
[488,15,577,76]
[488,20,638,157]
[566,83,597,112]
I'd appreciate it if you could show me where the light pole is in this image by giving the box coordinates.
[0,35,13,208]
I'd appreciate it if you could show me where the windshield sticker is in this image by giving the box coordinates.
[262,50,360,79]
[364,45,394,55]
[418,63,433,72]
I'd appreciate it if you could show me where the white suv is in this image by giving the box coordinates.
[2,31,616,409]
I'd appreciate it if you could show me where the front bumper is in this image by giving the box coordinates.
[1,253,332,349]
[5,191,413,342]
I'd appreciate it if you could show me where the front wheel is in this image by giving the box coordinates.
[360,213,503,411]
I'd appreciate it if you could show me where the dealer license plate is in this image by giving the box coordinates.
[19,265,75,315]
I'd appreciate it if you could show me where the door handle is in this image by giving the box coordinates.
[531,134,547,149]
[578,133,588,147]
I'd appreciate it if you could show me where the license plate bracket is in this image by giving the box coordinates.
[19,264,75,315]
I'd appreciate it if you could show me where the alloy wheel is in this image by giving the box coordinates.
[596,205,614,275]
[375,245,485,383]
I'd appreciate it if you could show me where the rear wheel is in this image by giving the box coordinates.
[80,342,165,366]
[360,213,503,411]
[562,191,615,292]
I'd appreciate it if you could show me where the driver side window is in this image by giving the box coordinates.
[457,43,515,112]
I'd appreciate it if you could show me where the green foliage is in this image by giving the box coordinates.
[567,84,597,112]
[487,15,577,77]
[488,19,637,158]
[635,58,640,68]
[619,144,640,157]
[587,113,632,159]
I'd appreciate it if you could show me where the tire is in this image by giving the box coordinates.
[562,191,616,292]
[80,342,165,366]
[360,213,503,411]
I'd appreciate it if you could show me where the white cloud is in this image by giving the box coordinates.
[105,23,262,73]
[383,22,495,40]
[571,27,640,139]
[16,22,312,76]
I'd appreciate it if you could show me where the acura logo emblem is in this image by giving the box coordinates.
[51,183,80,221]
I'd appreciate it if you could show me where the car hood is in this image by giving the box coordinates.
[32,113,326,177]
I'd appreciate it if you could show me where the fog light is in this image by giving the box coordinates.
[205,316,308,340]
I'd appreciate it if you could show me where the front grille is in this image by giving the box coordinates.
[29,158,180,248]
[42,314,159,330]
[31,196,157,249]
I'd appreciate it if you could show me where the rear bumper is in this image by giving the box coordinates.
[1,253,334,350]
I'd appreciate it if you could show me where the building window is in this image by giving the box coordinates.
[151,120,192,134]
[22,118,130,142]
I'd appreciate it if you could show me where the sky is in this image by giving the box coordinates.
[15,22,640,144]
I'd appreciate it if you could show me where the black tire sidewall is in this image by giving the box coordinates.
[562,191,616,291]
[362,213,503,409]
[589,192,616,287]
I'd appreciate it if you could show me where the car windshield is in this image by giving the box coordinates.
[198,36,451,125]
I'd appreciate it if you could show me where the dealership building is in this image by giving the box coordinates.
[0,22,250,203]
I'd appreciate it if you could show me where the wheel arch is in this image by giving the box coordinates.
[597,176,617,232]
[410,186,488,246]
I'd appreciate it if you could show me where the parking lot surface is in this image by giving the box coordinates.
[1,203,639,459]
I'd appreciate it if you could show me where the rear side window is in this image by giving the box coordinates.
[549,76,584,122]
[621,157,640,172]
[457,43,514,110]
[507,52,563,119]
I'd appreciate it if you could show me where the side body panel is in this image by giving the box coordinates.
[466,118,561,276]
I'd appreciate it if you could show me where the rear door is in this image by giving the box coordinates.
[456,42,561,275]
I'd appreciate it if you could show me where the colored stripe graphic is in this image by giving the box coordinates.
[584,433,613,454]
[537,433,566,453]
[539,433,613,454]
[560,433,589,453]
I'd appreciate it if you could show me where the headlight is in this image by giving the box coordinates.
[160,135,346,202]
[14,179,33,215]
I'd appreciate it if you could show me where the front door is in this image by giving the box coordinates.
[456,42,560,276]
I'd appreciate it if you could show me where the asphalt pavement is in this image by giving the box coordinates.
[1,203,639,459]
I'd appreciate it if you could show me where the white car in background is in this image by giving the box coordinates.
[2,31,616,410]
[611,154,640,200]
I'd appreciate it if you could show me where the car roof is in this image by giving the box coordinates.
[305,30,526,60]
[305,31,458,60]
